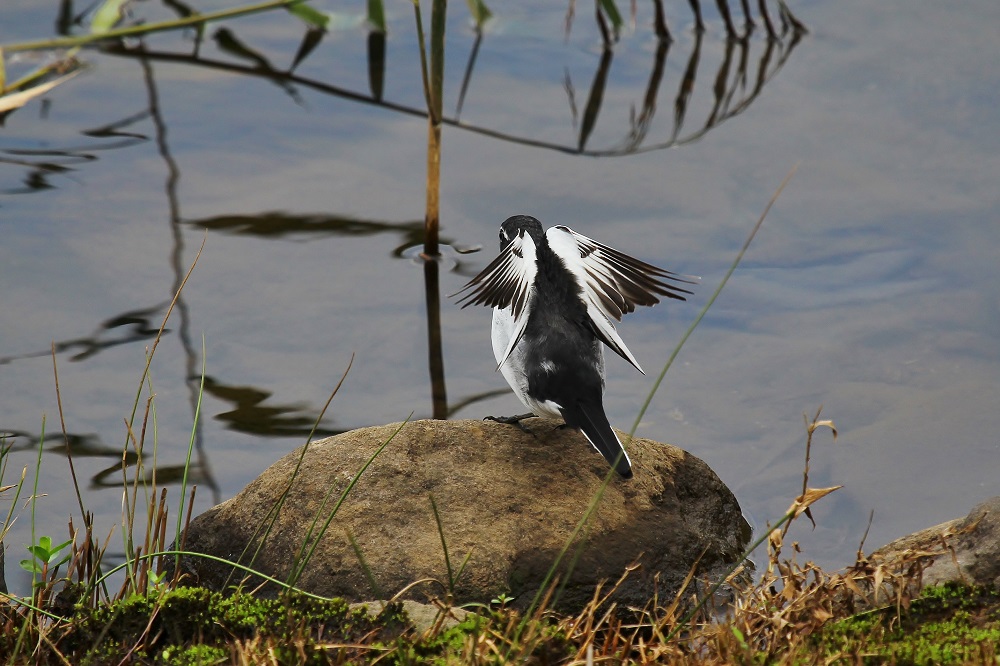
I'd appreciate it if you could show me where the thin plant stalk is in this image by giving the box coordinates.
[1,0,311,53]
[286,417,411,588]
[0,450,27,545]
[413,0,447,257]
[124,236,204,451]
[346,528,385,603]
[509,460,619,654]
[628,163,799,438]
[173,335,207,574]
[231,354,354,587]
[508,165,800,657]
[28,417,46,593]
[51,345,87,520]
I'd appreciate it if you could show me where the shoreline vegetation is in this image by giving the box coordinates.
[2,497,998,664]
[2,384,997,663]
[4,3,995,664]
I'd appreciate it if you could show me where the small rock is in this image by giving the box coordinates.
[177,419,750,613]
[871,496,1000,589]
[350,600,469,633]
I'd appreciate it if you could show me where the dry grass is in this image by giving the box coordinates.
[6,399,993,665]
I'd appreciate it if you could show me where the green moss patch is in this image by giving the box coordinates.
[36,587,409,664]
[808,582,1000,665]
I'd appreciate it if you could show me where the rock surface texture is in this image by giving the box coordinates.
[871,495,1000,589]
[178,419,751,612]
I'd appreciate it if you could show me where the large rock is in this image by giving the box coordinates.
[871,496,1000,589]
[178,419,750,612]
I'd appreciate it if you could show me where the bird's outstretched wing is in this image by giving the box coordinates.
[451,230,538,369]
[546,225,697,374]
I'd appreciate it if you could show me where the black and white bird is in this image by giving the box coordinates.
[453,215,695,479]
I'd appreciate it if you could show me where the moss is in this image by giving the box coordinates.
[159,644,229,665]
[806,582,1000,665]
[50,586,409,664]
[7,579,999,663]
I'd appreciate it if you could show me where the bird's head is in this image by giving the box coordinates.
[499,215,544,252]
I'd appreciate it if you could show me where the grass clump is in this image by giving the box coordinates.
[4,586,408,664]
[808,582,1000,665]
[3,574,1000,664]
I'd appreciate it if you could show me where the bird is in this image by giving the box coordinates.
[452,215,696,479]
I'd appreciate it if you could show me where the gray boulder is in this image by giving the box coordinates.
[871,496,1000,589]
[177,418,750,613]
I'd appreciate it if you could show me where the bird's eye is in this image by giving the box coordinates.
[499,230,508,241]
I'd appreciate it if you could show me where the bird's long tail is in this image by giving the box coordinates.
[564,401,633,479]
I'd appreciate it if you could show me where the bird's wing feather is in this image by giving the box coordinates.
[451,231,538,370]
[546,225,697,374]
[551,225,696,318]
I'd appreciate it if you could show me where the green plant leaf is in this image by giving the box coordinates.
[596,0,623,31]
[287,2,330,30]
[464,0,491,29]
[19,558,41,574]
[48,538,73,564]
[91,0,131,34]
[291,27,327,72]
[367,0,387,33]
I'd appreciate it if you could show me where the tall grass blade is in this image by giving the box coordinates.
[429,0,446,122]
[367,0,387,33]
[0,444,27,547]
[422,0,447,256]
[286,417,410,588]
[287,2,330,29]
[173,335,206,574]
[628,164,799,438]
[367,31,386,100]
[412,1,433,113]
[346,528,384,602]
[28,416,46,592]
[509,461,620,656]
[125,235,204,448]
[231,355,353,586]
[51,344,87,520]
[3,0,314,54]
[429,494,455,595]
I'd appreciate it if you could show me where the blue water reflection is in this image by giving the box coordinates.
[0,0,998,595]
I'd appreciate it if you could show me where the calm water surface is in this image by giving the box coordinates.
[1,0,998,594]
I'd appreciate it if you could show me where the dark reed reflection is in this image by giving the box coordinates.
[201,376,343,439]
[95,32,804,157]
[0,140,137,194]
[0,304,167,366]
[101,8,800,421]
[0,0,808,503]
[190,212,424,242]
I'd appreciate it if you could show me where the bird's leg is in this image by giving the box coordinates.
[484,413,536,435]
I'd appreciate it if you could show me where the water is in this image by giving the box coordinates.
[1,0,998,595]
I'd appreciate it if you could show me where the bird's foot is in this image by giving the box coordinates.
[484,412,537,435]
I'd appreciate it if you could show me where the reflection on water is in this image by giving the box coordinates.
[0,303,166,365]
[80,15,805,157]
[0,0,811,593]
[190,212,424,244]
[202,375,341,439]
